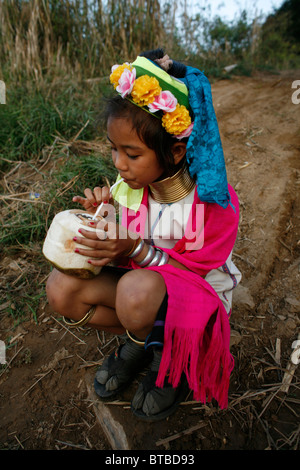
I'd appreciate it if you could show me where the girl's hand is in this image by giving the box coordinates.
[72,186,111,214]
[72,218,138,267]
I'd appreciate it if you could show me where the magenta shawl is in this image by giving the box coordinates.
[121,185,239,409]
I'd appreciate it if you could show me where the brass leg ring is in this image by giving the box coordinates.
[63,305,96,328]
[126,329,145,346]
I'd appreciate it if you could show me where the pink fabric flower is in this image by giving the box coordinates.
[116,68,136,98]
[148,90,177,113]
[175,122,194,140]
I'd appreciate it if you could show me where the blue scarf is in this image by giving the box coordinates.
[181,67,231,209]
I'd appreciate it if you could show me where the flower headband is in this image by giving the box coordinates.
[109,56,194,139]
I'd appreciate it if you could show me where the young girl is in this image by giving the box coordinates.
[46,49,241,421]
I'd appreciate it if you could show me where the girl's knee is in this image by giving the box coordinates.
[46,269,79,314]
[115,270,166,331]
[46,270,59,306]
[116,271,154,308]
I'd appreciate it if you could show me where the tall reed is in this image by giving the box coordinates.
[0,0,167,83]
[1,0,298,84]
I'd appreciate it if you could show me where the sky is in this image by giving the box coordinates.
[185,0,284,22]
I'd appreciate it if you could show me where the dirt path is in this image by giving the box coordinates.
[0,71,299,450]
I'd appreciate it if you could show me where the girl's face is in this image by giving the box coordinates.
[107,117,165,189]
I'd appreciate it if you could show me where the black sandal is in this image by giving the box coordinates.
[94,340,153,400]
[131,349,189,422]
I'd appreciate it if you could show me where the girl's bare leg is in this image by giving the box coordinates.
[115,269,167,339]
[46,266,167,338]
[47,266,171,406]
[46,266,126,334]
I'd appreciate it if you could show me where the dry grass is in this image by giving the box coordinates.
[0,0,166,82]
[5,309,298,450]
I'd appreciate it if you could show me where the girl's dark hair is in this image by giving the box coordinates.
[101,49,187,176]
[103,96,178,175]
[140,48,187,78]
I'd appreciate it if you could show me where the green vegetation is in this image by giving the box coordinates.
[258,0,300,70]
[1,0,299,82]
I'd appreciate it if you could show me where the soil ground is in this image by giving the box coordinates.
[0,71,299,451]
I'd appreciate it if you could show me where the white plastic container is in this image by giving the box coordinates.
[43,209,104,278]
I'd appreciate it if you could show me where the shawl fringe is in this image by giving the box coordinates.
[156,308,234,409]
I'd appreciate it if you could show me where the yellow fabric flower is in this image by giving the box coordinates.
[131,75,162,107]
[162,104,191,135]
[110,63,132,88]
